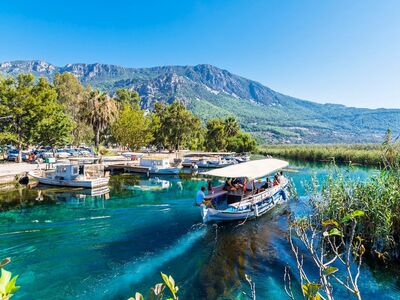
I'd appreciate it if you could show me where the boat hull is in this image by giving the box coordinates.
[29,172,109,188]
[201,185,289,223]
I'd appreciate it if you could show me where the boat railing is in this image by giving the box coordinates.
[239,179,289,205]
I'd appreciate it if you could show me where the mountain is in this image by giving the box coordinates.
[1,60,399,144]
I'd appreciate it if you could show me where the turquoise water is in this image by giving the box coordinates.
[1,162,400,299]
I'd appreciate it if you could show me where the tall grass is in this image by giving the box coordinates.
[259,144,382,166]
[308,138,400,259]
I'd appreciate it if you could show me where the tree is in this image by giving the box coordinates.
[35,109,73,153]
[81,90,118,150]
[226,132,257,153]
[153,100,201,151]
[0,75,65,162]
[53,72,93,145]
[224,116,240,136]
[115,88,141,108]
[112,104,153,150]
[205,119,227,152]
[204,116,256,152]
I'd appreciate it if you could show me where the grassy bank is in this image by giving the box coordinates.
[259,144,382,166]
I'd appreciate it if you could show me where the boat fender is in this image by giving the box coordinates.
[18,176,29,185]
[254,204,259,217]
[280,189,287,201]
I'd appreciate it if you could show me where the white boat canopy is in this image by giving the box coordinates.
[203,158,289,180]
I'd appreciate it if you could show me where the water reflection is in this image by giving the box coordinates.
[194,204,290,299]
[0,184,110,211]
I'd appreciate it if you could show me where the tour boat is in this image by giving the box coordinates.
[29,164,109,188]
[199,158,289,223]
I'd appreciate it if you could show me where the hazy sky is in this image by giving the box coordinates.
[0,0,399,108]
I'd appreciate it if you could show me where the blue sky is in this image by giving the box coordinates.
[0,0,399,108]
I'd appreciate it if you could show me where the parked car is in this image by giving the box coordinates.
[6,150,28,161]
[56,150,71,158]
[66,149,80,157]
[79,150,93,157]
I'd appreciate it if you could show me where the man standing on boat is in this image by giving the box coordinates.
[195,186,206,206]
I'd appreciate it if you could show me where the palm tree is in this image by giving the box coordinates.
[224,116,240,136]
[83,90,118,150]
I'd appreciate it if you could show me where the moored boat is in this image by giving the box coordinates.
[199,158,289,223]
[182,157,236,168]
[29,164,109,188]
[124,157,181,175]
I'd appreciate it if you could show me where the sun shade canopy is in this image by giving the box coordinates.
[203,158,289,180]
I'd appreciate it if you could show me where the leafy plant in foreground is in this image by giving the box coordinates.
[285,209,365,300]
[0,258,19,300]
[130,272,179,300]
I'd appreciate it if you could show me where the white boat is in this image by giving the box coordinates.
[199,158,289,223]
[182,157,236,169]
[29,164,109,188]
[130,157,181,175]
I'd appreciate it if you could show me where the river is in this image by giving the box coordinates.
[1,161,399,299]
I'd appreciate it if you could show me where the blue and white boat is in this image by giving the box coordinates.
[199,158,289,223]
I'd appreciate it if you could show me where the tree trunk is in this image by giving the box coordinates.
[95,129,100,152]
[17,143,22,163]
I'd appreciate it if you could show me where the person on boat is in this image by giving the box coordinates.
[278,171,285,184]
[224,178,236,191]
[207,180,214,194]
[273,175,279,186]
[257,178,272,193]
[195,186,206,206]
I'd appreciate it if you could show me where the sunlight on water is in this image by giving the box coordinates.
[82,227,206,299]
[0,162,399,299]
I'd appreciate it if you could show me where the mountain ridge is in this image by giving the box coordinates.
[1,60,399,144]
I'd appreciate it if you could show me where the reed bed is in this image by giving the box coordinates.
[259,144,382,166]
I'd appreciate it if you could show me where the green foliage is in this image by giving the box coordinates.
[301,283,322,300]
[152,100,201,151]
[205,117,257,152]
[112,105,153,150]
[81,89,118,149]
[226,132,257,153]
[131,273,178,300]
[259,144,383,166]
[0,74,73,160]
[53,72,94,145]
[115,88,141,108]
[310,140,400,259]
[205,119,226,151]
[35,106,73,149]
[0,258,19,300]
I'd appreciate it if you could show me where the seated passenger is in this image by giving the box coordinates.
[208,180,214,194]
[273,175,279,186]
[258,178,272,193]
[224,178,236,191]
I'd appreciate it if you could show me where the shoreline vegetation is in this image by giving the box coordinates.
[286,132,400,299]
[259,144,383,166]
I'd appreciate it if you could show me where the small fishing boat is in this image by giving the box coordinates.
[124,157,181,175]
[29,164,109,188]
[182,157,236,169]
[199,158,289,223]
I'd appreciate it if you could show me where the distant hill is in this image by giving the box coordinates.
[1,60,399,144]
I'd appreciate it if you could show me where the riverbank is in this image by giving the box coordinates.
[258,144,382,166]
